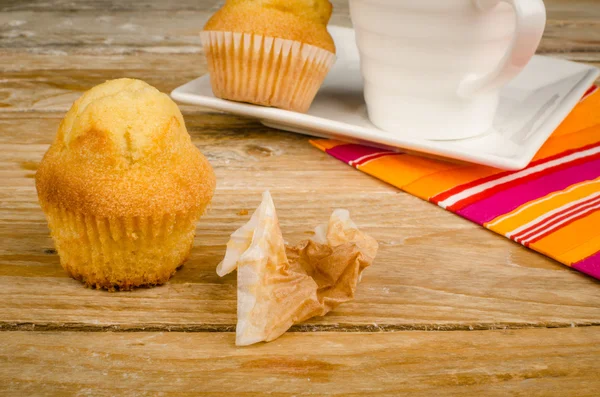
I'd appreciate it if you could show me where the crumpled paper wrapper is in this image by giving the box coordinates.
[218,191,378,346]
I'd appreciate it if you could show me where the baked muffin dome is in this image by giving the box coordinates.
[36,78,216,290]
[204,0,335,53]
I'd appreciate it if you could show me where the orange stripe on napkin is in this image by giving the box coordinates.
[311,86,600,280]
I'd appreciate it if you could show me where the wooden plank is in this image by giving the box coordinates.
[0,53,207,113]
[0,0,224,12]
[545,0,600,20]
[0,51,599,114]
[0,2,599,54]
[1,112,600,330]
[1,328,600,396]
[1,0,599,18]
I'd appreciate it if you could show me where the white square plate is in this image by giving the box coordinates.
[172,26,599,170]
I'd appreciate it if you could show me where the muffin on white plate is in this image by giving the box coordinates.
[202,0,337,112]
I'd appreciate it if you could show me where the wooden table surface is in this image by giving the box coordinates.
[1,1,600,395]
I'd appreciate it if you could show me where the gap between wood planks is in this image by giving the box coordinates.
[2,322,600,333]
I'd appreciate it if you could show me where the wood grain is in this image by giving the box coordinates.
[1,0,598,17]
[1,112,600,331]
[1,52,599,116]
[2,1,600,395]
[0,53,208,113]
[2,328,600,396]
[0,0,599,55]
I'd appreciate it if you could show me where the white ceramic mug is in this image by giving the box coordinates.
[349,0,547,140]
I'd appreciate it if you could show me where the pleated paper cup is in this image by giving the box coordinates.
[43,204,200,291]
[201,30,336,113]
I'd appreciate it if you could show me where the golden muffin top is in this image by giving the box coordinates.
[36,78,216,218]
[204,0,336,53]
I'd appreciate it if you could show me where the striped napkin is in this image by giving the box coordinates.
[311,86,600,280]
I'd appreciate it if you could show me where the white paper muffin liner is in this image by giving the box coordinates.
[201,30,336,113]
[43,204,199,290]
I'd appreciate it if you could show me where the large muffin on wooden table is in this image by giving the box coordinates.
[202,0,336,112]
[36,78,216,290]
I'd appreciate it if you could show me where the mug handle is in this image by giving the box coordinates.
[458,0,546,98]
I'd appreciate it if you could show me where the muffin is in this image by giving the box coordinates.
[202,0,336,112]
[36,78,216,290]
